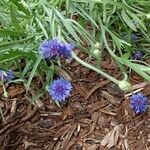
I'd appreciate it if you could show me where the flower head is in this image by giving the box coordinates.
[39,39,74,59]
[48,77,73,102]
[131,33,138,42]
[0,69,14,82]
[130,92,148,114]
[122,33,138,42]
[132,51,144,60]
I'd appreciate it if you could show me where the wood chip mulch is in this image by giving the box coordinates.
[0,55,150,150]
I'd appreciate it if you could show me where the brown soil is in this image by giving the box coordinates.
[0,53,150,150]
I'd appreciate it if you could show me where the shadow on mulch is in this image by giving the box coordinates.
[0,55,150,150]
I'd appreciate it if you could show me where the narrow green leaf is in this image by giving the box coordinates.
[9,0,30,16]
[0,51,36,63]
[121,10,137,31]
[21,60,33,78]
[0,36,34,50]
[119,58,150,81]
[35,17,49,39]
[73,4,99,29]
[127,11,147,31]
[10,4,21,29]
[26,57,42,91]
[0,29,27,37]
[121,52,130,59]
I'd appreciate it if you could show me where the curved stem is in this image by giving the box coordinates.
[2,84,8,98]
[71,51,120,85]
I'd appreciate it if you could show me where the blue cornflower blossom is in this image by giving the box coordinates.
[0,70,14,82]
[132,51,144,60]
[48,77,73,102]
[122,33,138,42]
[131,33,138,42]
[39,39,74,59]
[130,92,148,114]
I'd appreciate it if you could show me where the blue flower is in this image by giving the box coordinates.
[131,33,138,42]
[122,33,138,42]
[130,92,148,114]
[0,70,14,82]
[48,77,73,102]
[39,39,74,59]
[132,51,144,60]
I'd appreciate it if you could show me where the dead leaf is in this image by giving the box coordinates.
[101,124,123,149]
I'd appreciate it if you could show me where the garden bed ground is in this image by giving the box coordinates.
[0,53,150,150]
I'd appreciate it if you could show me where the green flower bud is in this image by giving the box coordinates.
[93,48,100,57]
[118,80,132,92]
[147,14,150,19]
[94,42,100,49]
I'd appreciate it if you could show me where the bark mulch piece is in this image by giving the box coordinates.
[0,57,150,150]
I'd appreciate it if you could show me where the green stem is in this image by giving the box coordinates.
[2,84,8,98]
[71,51,119,85]
[96,57,101,69]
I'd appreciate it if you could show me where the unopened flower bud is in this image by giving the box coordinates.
[93,49,100,57]
[147,14,150,19]
[118,80,132,92]
[94,42,100,49]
